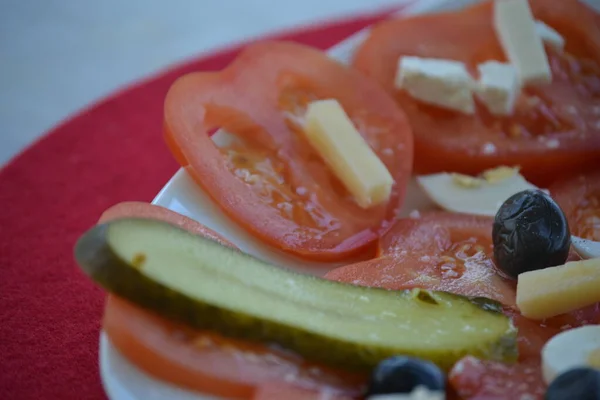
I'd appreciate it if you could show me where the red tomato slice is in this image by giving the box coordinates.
[550,169,600,241]
[253,383,355,400]
[104,296,365,399]
[164,41,413,261]
[325,212,517,307]
[353,0,600,185]
[98,201,235,248]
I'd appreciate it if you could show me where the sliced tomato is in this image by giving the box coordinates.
[164,41,413,261]
[253,383,355,400]
[353,0,600,185]
[550,169,600,241]
[104,296,365,399]
[326,211,595,311]
[325,212,517,307]
[98,201,235,248]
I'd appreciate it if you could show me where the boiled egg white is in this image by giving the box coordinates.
[542,325,600,385]
[416,167,537,217]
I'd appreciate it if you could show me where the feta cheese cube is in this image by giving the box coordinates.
[494,0,552,85]
[475,61,520,116]
[395,56,475,114]
[535,20,565,50]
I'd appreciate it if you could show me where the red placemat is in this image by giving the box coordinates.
[0,6,408,400]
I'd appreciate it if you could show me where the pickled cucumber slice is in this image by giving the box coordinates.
[75,218,517,371]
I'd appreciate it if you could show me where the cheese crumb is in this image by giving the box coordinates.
[475,61,520,116]
[395,56,476,114]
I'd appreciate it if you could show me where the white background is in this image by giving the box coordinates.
[1,0,599,167]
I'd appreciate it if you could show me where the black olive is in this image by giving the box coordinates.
[492,189,570,279]
[545,367,600,400]
[366,356,445,397]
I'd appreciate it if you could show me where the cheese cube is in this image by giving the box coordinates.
[516,258,600,320]
[475,61,520,116]
[535,20,565,51]
[395,56,475,114]
[494,0,552,85]
[303,99,394,208]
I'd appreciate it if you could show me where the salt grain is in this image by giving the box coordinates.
[409,209,421,219]
[482,142,497,154]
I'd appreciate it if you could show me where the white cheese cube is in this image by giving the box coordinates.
[395,56,475,114]
[494,0,552,85]
[303,99,394,208]
[475,61,520,116]
[516,258,600,320]
[535,20,565,50]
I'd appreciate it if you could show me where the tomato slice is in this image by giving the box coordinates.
[324,213,599,399]
[550,169,600,241]
[253,383,355,400]
[353,0,600,185]
[325,212,517,307]
[98,201,235,248]
[104,296,365,399]
[164,41,413,261]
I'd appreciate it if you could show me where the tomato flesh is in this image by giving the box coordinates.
[164,41,413,261]
[326,212,516,307]
[550,169,600,241]
[352,0,600,184]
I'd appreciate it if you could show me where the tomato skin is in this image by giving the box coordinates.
[164,41,413,262]
[549,169,600,241]
[103,296,365,399]
[98,201,235,248]
[353,0,600,186]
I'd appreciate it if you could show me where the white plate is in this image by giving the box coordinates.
[98,0,598,398]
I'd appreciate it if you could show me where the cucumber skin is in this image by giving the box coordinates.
[75,222,518,372]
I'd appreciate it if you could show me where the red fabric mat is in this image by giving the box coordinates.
[0,7,405,400]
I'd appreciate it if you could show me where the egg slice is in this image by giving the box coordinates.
[542,325,600,385]
[416,167,537,216]
[572,236,600,260]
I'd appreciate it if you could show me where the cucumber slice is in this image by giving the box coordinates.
[75,218,517,371]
